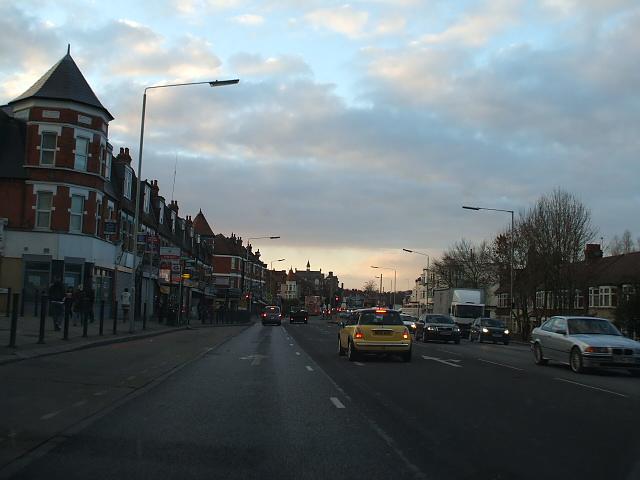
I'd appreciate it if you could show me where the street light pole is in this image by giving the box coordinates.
[270,258,286,270]
[402,248,430,315]
[371,266,397,307]
[243,236,280,314]
[128,78,239,333]
[462,205,515,327]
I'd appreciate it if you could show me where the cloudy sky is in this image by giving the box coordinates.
[2,0,639,289]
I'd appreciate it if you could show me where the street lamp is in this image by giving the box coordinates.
[371,265,397,307]
[462,205,514,325]
[402,248,430,315]
[129,78,240,333]
[244,236,280,313]
[270,258,286,270]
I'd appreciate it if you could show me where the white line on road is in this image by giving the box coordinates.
[438,348,463,356]
[554,377,628,398]
[330,397,346,409]
[422,355,462,368]
[306,366,314,371]
[72,400,87,408]
[93,390,108,396]
[40,411,61,420]
[295,352,301,356]
[289,343,293,346]
[354,362,365,366]
[477,358,523,371]
[126,375,136,381]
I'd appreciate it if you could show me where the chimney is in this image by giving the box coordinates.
[115,146,132,165]
[151,180,159,198]
[584,244,603,262]
[168,200,179,215]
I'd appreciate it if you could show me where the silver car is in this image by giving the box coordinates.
[531,316,640,374]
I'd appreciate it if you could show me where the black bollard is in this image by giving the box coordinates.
[99,300,105,336]
[82,309,88,338]
[38,294,47,344]
[63,305,70,340]
[34,290,39,316]
[112,301,118,335]
[8,293,19,347]
[143,302,147,330]
[20,289,25,317]
[4,287,10,317]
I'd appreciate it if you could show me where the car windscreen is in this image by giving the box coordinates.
[568,318,621,335]
[359,311,403,326]
[427,316,454,324]
[482,318,505,327]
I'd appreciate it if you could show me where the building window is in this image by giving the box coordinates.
[599,286,617,308]
[574,290,584,309]
[105,152,112,180]
[159,202,164,224]
[589,287,600,308]
[70,195,84,232]
[498,293,510,308]
[35,192,53,228]
[40,132,57,165]
[95,199,102,235]
[124,168,132,199]
[535,291,545,309]
[74,137,89,171]
[143,185,150,213]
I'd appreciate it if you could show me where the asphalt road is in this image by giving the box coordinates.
[4,316,640,480]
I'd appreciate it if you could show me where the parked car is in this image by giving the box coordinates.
[289,308,309,324]
[338,308,412,362]
[261,306,282,326]
[416,314,461,344]
[400,314,419,335]
[531,316,640,374]
[469,317,510,345]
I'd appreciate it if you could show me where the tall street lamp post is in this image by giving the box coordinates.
[129,78,239,333]
[402,248,430,316]
[270,258,286,270]
[268,258,285,304]
[462,205,515,326]
[244,236,280,313]
[371,266,397,308]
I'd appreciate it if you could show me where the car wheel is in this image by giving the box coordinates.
[533,343,548,365]
[402,350,412,363]
[347,340,359,362]
[469,332,474,342]
[570,347,584,373]
[338,336,346,356]
[478,333,483,343]
[454,338,460,345]
[421,331,427,343]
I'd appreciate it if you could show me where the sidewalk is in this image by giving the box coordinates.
[0,313,252,365]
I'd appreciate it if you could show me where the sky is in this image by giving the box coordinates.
[1,0,639,290]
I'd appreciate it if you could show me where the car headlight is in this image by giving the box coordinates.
[427,326,436,331]
[584,346,610,354]
[482,327,489,333]
[410,323,417,329]
[453,326,460,332]
[504,329,509,335]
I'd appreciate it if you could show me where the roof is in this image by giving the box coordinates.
[192,210,214,237]
[9,50,113,120]
[0,109,27,179]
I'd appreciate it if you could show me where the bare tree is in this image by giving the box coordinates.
[610,230,636,255]
[432,238,495,289]
[363,280,377,297]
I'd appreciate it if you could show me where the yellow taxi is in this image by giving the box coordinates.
[338,308,412,362]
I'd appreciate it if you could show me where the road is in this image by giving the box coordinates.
[3,316,640,480]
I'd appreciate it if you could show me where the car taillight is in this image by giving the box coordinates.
[261,313,266,317]
[354,329,364,339]
[402,328,409,339]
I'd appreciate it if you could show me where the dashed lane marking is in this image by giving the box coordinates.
[438,348,463,356]
[289,343,294,346]
[93,390,108,396]
[554,377,628,398]
[306,366,314,371]
[422,355,462,368]
[330,397,346,409]
[126,376,137,381]
[72,400,87,408]
[295,352,301,356]
[477,358,523,371]
[40,411,62,420]
[354,362,365,366]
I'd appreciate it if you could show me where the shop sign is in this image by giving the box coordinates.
[160,247,181,259]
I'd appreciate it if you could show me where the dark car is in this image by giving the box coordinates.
[415,314,461,344]
[469,317,510,345]
[261,306,282,326]
[290,308,309,324]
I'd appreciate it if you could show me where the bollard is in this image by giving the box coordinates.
[20,289,25,317]
[112,301,118,335]
[82,309,88,338]
[38,294,47,344]
[34,290,40,316]
[143,302,147,331]
[8,293,19,348]
[5,287,10,317]
[99,300,105,336]
[63,304,70,340]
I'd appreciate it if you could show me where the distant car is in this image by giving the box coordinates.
[338,308,412,362]
[261,306,282,326]
[416,314,461,344]
[469,317,510,345]
[400,314,419,335]
[531,316,640,374]
[289,308,309,324]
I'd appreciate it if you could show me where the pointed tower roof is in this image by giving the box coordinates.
[192,209,214,237]
[306,260,310,270]
[9,47,113,120]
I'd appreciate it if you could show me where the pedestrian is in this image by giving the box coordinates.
[121,288,131,322]
[85,284,95,323]
[48,277,64,331]
[73,286,85,326]
[64,288,74,328]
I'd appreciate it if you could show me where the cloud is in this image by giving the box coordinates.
[231,14,265,26]
[305,4,369,39]
[228,53,311,77]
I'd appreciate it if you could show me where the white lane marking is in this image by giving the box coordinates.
[330,397,346,409]
[306,366,314,371]
[126,375,137,381]
[438,348,462,356]
[354,361,365,366]
[295,352,301,356]
[554,377,628,398]
[240,354,268,366]
[41,411,62,420]
[477,358,523,371]
[422,355,462,368]
[289,343,294,346]
[93,390,108,396]
[72,400,87,408]
[140,369,148,374]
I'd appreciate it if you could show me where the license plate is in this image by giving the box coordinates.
[440,331,451,335]
[373,330,392,335]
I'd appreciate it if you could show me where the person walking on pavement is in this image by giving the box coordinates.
[64,288,74,328]
[72,285,85,326]
[85,285,95,323]
[121,288,131,323]
[48,277,64,331]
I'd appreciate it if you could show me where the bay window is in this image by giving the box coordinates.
[70,195,84,232]
[40,132,57,165]
[74,137,89,171]
[35,192,53,228]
